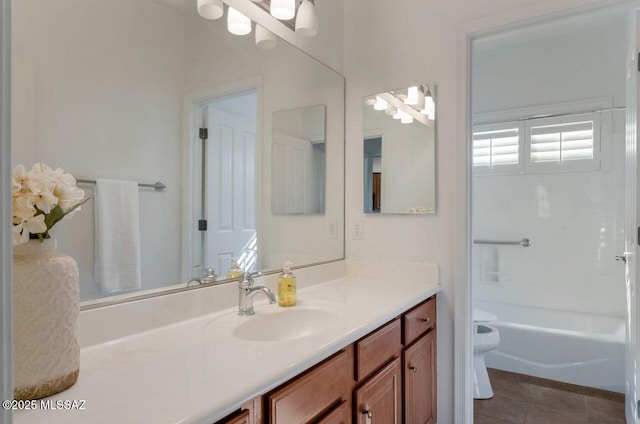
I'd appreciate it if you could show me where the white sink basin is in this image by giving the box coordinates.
[232,306,342,342]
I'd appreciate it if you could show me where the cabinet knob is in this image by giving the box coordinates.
[362,409,373,418]
[420,317,430,323]
[408,365,418,373]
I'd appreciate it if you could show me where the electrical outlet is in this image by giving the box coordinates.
[327,220,338,239]
[352,220,364,240]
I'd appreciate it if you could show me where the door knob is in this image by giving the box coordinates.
[615,255,627,262]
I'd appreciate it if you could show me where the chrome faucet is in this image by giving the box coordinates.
[186,265,217,287]
[238,271,277,316]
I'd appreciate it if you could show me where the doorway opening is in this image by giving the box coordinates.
[469,6,633,423]
[193,88,259,278]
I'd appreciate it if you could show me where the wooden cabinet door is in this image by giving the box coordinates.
[403,330,437,424]
[354,357,402,424]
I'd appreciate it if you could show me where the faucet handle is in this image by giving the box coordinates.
[241,271,262,286]
[194,265,217,283]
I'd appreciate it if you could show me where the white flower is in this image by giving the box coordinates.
[12,164,27,197]
[11,162,86,245]
[12,214,47,245]
[13,194,37,220]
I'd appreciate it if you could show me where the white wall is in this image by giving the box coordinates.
[12,0,184,300]
[342,0,626,421]
[182,11,345,271]
[472,11,628,317]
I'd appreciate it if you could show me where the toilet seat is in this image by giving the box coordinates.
[472,310,500,400]
[473,309,497,323]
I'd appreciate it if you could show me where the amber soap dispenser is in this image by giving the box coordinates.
[278,261,297,307]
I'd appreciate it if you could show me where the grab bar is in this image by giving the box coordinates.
[473,238,531,247]
[77,179,166,192]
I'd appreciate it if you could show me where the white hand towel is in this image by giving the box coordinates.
[94,179,142,294]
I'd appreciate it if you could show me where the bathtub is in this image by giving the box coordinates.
[475,301,626,393]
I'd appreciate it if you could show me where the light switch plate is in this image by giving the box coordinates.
[352,220,364,240]
[328,220,338,239]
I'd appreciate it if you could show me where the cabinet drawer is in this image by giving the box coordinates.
[355,318,401,381]
[403,296,436,346]
[216,409,250,424]
[315,400,350,424]
[266,347,353,423]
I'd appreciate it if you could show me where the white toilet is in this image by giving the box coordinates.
[473,309,500,399]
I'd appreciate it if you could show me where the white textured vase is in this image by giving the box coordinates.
[13,239,80,400]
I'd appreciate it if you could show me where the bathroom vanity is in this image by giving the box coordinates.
[12,261,440,424]
[217,295,437,424]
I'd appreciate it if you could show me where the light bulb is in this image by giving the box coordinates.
[401,112,414,124]
[271,0,295,20]
[373,96,388,111]
[295,0,318,37]
[227,7,252,36]
[405,86,419,105]
[197,0,223,20]
[255,25,277,49]
[393,110,402,120]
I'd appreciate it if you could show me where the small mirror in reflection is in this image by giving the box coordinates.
[272,104,326,214]
[363,85,436,214]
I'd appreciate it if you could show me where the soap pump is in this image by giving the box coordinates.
[226,257,243,280]
[277,261,297,307]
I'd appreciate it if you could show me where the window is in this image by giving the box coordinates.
[473,112,601,176]
[525,112,600,173]
[472,121,523,175]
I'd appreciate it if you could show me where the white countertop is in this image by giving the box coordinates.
[14,276,440,424]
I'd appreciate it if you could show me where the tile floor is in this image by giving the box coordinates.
[474,368,625,424]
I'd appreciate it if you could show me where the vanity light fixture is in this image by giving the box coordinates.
[373,96,388,111]
[255,24,277,49]
[385,105,397,116]
[227,7,252,35]
[393,109,402,120]
[400,110,414,124]
[196,0,320,46]
[197,0,224,19]
[271,0,296,20]
[295,0,318,36]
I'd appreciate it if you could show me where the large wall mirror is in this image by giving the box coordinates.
[12,0,345,305]
[362,85,436,214]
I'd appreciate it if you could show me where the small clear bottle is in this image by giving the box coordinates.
[226,258,243,280]
[277,261,297,307]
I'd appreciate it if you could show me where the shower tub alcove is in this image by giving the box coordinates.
[475,301,625,393]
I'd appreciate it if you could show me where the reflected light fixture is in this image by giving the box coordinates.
[295,0,318,37]
[393,109,402,120]
[255,24,277,49]
[364,96,376,106]
[227,7,252,36]
[373,96,388,111]
[385,105,397,116]
[271,0,296,20]
[405,86,419,105]
[400,111,414,124]
[197,0,224,20]
[421,85,435,119]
